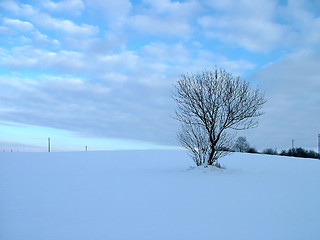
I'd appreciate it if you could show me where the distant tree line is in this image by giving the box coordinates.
[279,148,319,159]
[233,136,320,159]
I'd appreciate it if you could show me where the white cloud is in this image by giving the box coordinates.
[84,0,132,29]
[199,0,286,52]
[60,32,126,53]
[129,14,192,37]
[41,75,110,94]
[141,0,199,18]
[31,31,60,48]
[141,42,189,65]
[0,17,60,48]
[0,0,36,17]
[279,0,320,49]
[1,1,98,39]
[199,0,320,52]
[181,49,256,77]
[2,18,34,32]
[127,0,200,38]
[97,51,139,72]
[34,13,98,37]
[1,46,87,73]
[199,15,285,52]
[1,41,253,85]
[41,0,85,16]
[100,72,129,83]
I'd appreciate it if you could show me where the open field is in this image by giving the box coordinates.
[1,150,319,240]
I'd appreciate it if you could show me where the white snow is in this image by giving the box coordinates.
[1,150,319,240]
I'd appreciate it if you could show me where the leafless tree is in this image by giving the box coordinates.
[173,68,266,166]
[234,136,250,152]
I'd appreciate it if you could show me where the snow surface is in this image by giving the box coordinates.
[1,150,319,240]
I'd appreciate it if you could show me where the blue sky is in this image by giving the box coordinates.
[0,0,319,152]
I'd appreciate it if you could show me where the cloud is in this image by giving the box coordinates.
[33,13,98,37]
[1,0,85,17]
[129,15,192,37]
[41,75,110,94]
[84,0,132,29]
[0,46,88,73]
[199,0,286,52]
[2,18,34,32]
[0,37,256,87]
[0,73,177,145]
[245,50,320,150]
[189,50,256,76]
[279,0,320,50]
[0,0,36,16]
[1,1,98,39]
[141,0,200,18]
[198,0,320,52]
[0,17,60,49]
[96,51,139,72]
[199,15,285,52]
[31,31,60,48]
[41,0,85,16]
[128,0,199,37]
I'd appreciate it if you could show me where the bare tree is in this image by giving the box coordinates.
[173,68,266,166]
[234,136,250,152]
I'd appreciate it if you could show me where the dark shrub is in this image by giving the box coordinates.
[263,148,278,155]
[247,147,259,153]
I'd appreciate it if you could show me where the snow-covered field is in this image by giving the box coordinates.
[1,150,319,240]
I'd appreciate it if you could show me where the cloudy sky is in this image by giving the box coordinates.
[0,0,319,152]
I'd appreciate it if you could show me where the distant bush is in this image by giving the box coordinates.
[280,147,319,159]
[263,148,278,155]
[247,147,259,153]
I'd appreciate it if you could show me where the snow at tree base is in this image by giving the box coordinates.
[1,150,319,240]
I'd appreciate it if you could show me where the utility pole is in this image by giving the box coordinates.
[85,146,88,151]
[48,137,51,152]
[318,134,320,160]
[292,139,294,149]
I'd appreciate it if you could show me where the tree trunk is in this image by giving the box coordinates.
[208,145,215,165]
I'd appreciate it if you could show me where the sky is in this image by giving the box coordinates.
[0,0,319,152]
